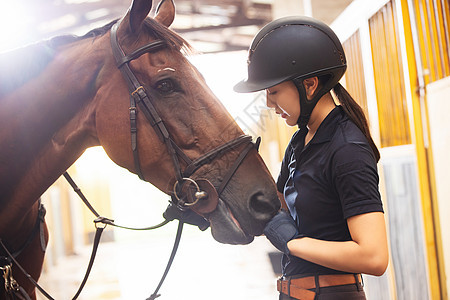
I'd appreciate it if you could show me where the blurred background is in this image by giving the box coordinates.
[1,0,449,299]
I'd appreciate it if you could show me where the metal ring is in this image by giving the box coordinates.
[173,178,201,207]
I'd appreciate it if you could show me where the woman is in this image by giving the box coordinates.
[234,16,388,300]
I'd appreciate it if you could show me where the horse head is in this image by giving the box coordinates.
[0,0,281,297]
[91,0,280,244]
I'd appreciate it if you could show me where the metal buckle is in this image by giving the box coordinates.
[94,216,114,229]
[1,264,19,292]
[131,86,145,97]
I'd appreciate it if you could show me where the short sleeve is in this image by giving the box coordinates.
[277,145,292,193]
[333,142,383,219]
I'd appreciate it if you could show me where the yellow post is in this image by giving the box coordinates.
[400,0,447,298]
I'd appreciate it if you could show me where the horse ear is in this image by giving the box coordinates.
[129,0,153,32]
[154,0,175,27]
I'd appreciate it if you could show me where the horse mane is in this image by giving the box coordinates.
[48,18,193,53]
[0,18,192,96]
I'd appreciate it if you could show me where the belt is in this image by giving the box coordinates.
[277,274,362,300]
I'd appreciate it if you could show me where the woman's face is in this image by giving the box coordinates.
[266,81,300,126]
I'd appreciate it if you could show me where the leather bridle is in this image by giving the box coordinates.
[110,19,260,214]
[0,18,263,300]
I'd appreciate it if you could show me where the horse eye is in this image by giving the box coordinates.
[156,79,175,94]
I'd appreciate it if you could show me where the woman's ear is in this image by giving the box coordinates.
[303,77,319,100]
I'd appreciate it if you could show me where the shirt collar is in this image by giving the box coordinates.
[309,106,345,144]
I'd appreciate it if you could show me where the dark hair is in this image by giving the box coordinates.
[333,83,380,162]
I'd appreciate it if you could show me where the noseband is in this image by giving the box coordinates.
[110,20,260,215]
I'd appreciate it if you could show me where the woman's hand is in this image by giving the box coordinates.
[263,210,300,255]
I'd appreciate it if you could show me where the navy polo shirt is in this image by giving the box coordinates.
[277,106,383,276]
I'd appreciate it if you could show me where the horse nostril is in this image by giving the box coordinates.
[249,192,276,216]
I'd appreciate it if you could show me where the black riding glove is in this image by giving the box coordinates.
[263,210,300,255]
[163,203,210,231]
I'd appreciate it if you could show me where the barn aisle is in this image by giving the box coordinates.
[37,227,280,300]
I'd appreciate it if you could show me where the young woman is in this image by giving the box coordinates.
[234,16,388,300]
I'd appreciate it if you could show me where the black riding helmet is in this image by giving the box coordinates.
[234,16,347,127]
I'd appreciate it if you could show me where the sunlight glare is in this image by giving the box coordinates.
[189,51,264,133]
[0,2,34,52]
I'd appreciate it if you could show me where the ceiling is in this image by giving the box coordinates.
[4,0,353,53]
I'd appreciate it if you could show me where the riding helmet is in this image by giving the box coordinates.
[234,16,347,126]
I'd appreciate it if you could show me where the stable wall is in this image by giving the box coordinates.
[427,76,450,296]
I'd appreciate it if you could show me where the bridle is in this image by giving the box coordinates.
[0,18,263,300]
[110,19,260,215]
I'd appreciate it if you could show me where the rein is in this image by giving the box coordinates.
[62,172,181,300]
[0,175,182,300]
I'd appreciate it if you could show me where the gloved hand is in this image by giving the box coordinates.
[263,210,300,255]
[163,203,210,231]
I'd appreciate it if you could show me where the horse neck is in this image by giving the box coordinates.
[0,38,107,235]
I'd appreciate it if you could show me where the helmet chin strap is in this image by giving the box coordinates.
[293,78,317,128]
[292,77,333,128]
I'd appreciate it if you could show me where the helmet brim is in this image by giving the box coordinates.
[233,78,284,93]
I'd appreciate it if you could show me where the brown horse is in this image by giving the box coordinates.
[0,0,279,298]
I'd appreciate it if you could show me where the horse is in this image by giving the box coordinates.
[0,0,280,298]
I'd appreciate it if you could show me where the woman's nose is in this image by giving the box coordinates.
[266,95,276,109]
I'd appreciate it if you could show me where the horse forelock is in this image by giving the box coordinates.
[0,17,193,97]
[142,18,194,55]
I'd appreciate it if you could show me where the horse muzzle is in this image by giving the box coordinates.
[208,199,254,245]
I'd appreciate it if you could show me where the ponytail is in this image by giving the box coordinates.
[333,83,380,162]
